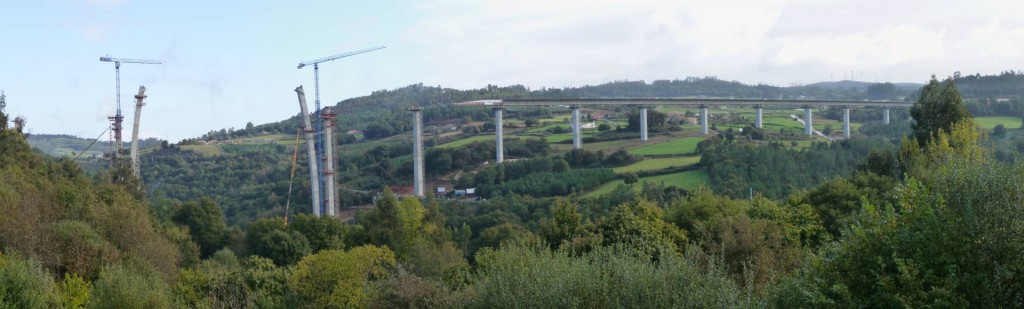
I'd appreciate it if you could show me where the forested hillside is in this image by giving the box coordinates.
[126,73,1024,226]
[5,76,1024,307]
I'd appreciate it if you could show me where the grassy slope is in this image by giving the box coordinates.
[628,137,705,156]
[436,135,495,148]
[613,156,701,173]
[584,170,709,198]
[976,116,1022,129]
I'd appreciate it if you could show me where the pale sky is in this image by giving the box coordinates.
[3,0,1024,141]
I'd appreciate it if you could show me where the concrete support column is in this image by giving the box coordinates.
[322,108,337,216]
[294,86,321,217]
[843,107,851,138]
[883,108,890,124]
[804,106,813,136]
[411,107,424,197]
[755,105,763,128]
[701,105,709,135]
[572,106,582,149]
[640,106,648,141]
[494,107,504,163]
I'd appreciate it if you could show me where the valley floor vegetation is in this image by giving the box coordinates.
[3,77,1024,308]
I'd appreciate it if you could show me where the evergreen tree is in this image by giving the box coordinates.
[910,76,972,146]
[0,91,7,129]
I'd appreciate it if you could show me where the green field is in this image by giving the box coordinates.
[762,117,805,131]
[613,156,701,173]
[582,139,642,152]
[584,170,709,198]
[436,135,495,148]
[628,137,705,156]
[976,116,1022,129]
[181,144,225,156]
[545,131,598,143]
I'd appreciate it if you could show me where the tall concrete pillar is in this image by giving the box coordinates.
[843,107,851,138]
[804,106,813,136]
[755,105,763,129]
[572,106,582,149]
[411,107,424,197]
[494,107,504,163]
[883,107,890,124]
[322,108,337,216]
[294,86,321,217]
[701,105,709,135]
[130,86,147,179]
[640,106,648,141]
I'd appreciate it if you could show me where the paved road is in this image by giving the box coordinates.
[789,114,834,141]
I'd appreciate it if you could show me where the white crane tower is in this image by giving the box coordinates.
[99,56,161,165]
[297,45,385,217]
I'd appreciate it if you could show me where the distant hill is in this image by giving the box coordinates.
[953,71,1024,98]
[27,134,163,157]
[807,80,922,92]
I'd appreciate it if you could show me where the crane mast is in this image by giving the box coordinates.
[99,56,160,166]
[297,45,384,217]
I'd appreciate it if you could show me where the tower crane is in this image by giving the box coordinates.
[99,56,161,162]
[297,45,384,216]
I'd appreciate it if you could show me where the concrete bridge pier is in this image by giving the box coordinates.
[701,105,709,135]
[755,105,763,128]
[640,105,648,141]
[843,107,851,138]
[494,107,504,163]
[883,107,890,124]
[410,107,424,197]
[804,106,813,136]
[572,105,582,149]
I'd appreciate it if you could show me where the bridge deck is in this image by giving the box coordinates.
[455,98,913,108]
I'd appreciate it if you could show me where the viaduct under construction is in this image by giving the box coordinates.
[401,98,913,199]
[282,47,917,217]
[98,56,161,180]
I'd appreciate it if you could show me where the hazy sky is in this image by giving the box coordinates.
[3,0,1024,141]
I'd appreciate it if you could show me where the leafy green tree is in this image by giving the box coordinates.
[48,220,119,280]
[172,198,229,258]
[866,82,900,100]
[57,273,91,309]
[288,213,345,252]
[245,218,311,266]
[910,76,972,146]
[288,245,397,308]
[992,123,1007,137]
[362,188,401,251]
[90,264,171,309]
[595,199,688,258]
[623,172,639,185]
[0,91,7,130]
[539,198,587,250]
[803,177,862,237]
[0,253,57,308]
[626,109,667,132]
[774,158,1024,307]
[469,244,747,308]
[473,223,536,251]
